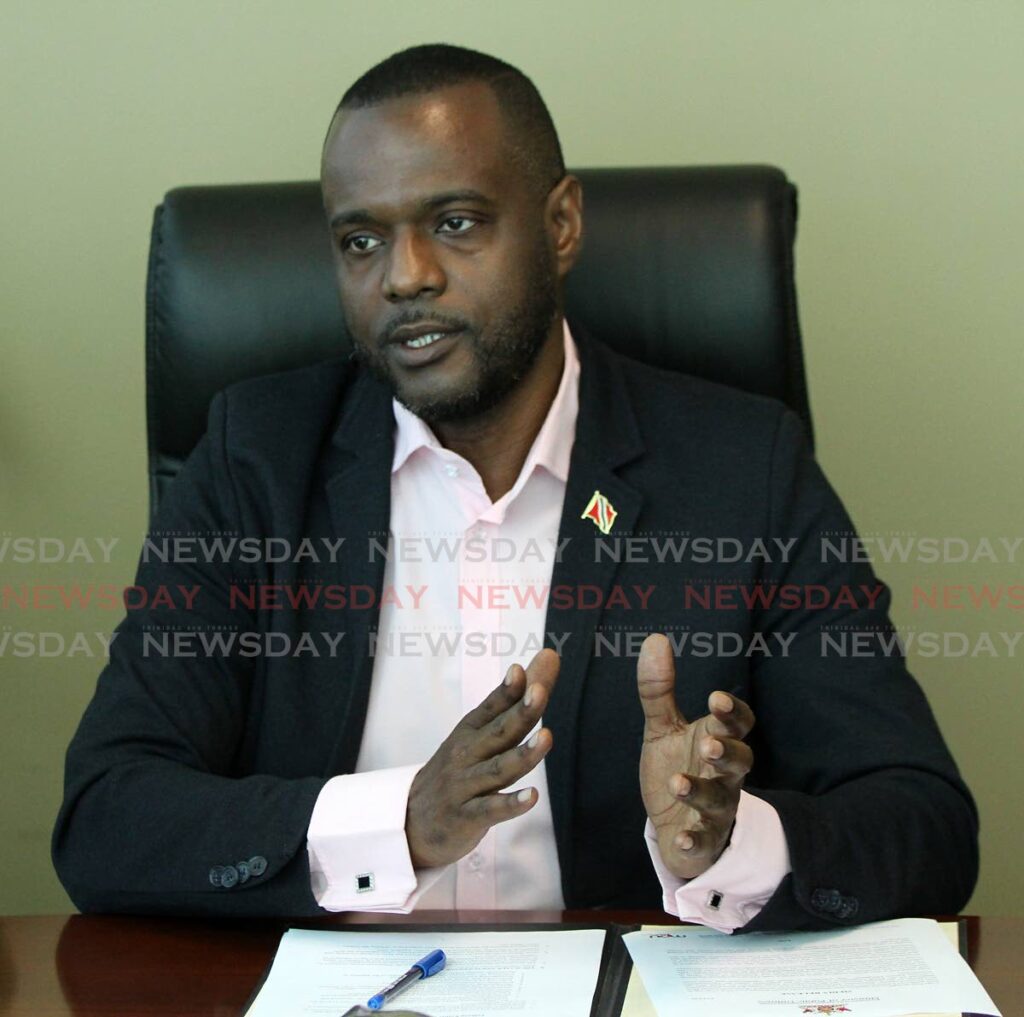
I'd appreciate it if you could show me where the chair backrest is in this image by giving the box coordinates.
[146,166,812,523]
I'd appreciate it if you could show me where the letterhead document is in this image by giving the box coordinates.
[622,918,1000,1017]
[244,927,607,1016]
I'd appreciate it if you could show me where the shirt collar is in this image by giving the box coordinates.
[391,319,579,485]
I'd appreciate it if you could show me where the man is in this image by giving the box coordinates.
[53,44,977,931]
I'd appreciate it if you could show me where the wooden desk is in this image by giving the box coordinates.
[0,912,1018,1016]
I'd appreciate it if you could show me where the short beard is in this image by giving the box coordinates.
[349,245,559,426]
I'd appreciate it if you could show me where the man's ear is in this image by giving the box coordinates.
[545,174,584,281]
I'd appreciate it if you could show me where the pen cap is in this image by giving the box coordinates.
[342,1008,433,1016]
[413,949,446,978]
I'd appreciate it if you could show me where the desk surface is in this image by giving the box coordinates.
[0,911,1019,1016]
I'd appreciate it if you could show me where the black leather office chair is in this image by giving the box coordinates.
[145,167,812,525]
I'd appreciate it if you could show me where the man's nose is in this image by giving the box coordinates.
[382,229,446,301]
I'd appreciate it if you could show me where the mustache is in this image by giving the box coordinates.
[378,310,470,345]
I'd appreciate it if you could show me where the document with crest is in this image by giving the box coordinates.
[622,918,1000,1017]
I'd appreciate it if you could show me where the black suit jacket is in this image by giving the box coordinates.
[53,328,978,928]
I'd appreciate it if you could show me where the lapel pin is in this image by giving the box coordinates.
[581,490,617,535]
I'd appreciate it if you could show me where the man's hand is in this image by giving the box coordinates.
[637,633,755,879]
[406,648,560,869]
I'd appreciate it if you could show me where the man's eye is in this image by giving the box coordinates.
[342,234,382,254]
[437,216,476,235]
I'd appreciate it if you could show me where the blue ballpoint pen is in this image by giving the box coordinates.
[366,949,446,1011]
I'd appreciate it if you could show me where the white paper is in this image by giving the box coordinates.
[623,918,1000,1017]
[244,927,606,1016]
[620,923,966,1017]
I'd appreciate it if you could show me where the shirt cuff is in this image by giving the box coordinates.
[644,789,791,933]
[307,765,446,912]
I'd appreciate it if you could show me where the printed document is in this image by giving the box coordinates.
[623,918,999,1017]
[244,927,606,1016]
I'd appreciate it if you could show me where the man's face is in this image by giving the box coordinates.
[320,81,560,424]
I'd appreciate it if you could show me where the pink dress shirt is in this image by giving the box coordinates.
[306,322,791,930]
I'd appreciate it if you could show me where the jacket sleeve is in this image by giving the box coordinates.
[52,390,329,916]
[736,408,979,932]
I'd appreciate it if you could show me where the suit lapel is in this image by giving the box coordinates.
[543,326,645,893]
[322,369,395,775]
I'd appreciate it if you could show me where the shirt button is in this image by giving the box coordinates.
[468,853,482,871]
[445,464,459,477]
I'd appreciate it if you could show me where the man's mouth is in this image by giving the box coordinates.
[389,320,465,344]
[403,331,449,350]
[387,325,465,368]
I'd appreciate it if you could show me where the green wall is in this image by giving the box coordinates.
[1,0,1020,916]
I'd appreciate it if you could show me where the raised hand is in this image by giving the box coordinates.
[406,648,560,869]
[637,633,755,879]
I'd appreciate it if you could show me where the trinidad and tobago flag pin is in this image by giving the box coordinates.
[581,490,617,535]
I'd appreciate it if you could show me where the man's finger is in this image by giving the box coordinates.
[475,674,553,759]
[668,826,724,863]
[699,735,754,783]
[701,690,756,740]
[523,647,560,702]
[670,772,738,818]
[466,727,552,796]
[461,786,538,826]
[637,633,687,734]
[461,663,526,731]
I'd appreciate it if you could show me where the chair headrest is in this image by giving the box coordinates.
[147,166,811,515]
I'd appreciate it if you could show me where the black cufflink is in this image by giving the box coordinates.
[706,890,724,911]
[356,872,374,893]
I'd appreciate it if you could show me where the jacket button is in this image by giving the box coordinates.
[810,888,831,912]
[208,866,224,888]
[249,855,268,877]
[236,860,250,883]
[836,896,859,919]
[220,864,239,889]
